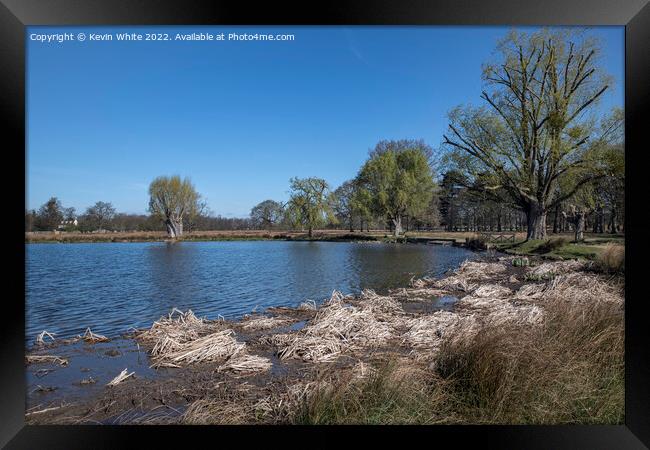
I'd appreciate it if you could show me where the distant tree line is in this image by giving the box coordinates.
[25,197,254,233]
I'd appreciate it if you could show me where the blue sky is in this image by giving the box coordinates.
[26,26,624,217]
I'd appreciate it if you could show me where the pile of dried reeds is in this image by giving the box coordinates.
[434,275,477,293]
[137,309,272,374]
[472,284,513,298]
[149,329,245,368]
[457,260,507,279]
[240,316,292,331]
[402,311,478,351]
[543,272,623,306]
[515,282,553,300]
[275,291,401,363]
[528,260,584,277]
[217,354,273,374]
[136,308,217,348]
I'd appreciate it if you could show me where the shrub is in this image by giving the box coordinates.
[465,234,488,251]
[597,244,625,273]
[524,271,556,282]
[512,257,530,267]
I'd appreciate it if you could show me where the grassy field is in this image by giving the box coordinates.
[493,233,625,261]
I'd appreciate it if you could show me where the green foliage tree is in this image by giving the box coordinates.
[560,108,624,241]
[350,187,373,232]
[286,177,335,238]
[25,209,37,232]
[443,29,612,240]
[330,180,358,232]
[148,175,200,238]
[356,144,435,236]
[35,197,64,231]
[250,200,285,229]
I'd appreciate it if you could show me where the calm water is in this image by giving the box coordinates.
[26,241,476,343]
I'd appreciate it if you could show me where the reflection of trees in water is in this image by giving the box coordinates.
[144,242,201,309]
[284,241,338,301]
[347,244,434,293]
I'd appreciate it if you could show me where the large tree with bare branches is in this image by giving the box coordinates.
[443,29,612,239]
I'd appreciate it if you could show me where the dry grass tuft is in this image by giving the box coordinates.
[434,296,624,424]
[596,244,625,273]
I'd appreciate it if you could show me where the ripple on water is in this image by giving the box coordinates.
[26,241,477,343]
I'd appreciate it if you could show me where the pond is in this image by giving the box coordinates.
[25,240,476,344]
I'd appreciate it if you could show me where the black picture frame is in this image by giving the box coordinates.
[2,0,648,448]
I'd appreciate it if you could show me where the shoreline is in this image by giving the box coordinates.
[25,254,624,425]
[25,230,466,246]
[24,230,625,263]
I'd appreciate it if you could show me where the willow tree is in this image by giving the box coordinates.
[286,177,335,238]
[356,145,435,237]
[443,29,612,240]
[148,175,200,238]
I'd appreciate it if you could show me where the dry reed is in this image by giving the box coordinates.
[26,355,68,366]
[80,328,109,343]
[35,330,56,346]
[107,368,134,386]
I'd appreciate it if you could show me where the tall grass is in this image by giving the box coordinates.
[597,244,625,273]
[293,297,624,425]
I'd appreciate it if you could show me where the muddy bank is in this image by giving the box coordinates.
[25,255,623,424]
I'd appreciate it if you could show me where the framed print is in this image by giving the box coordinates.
[2,0,648,447]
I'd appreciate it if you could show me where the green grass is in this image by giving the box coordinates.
[496,238,611,260]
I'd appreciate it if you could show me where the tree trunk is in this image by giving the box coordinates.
[165,218,181,238]
[392,216,403,237]
[308,225,313,238]
[610,208,618,234]
[349,215,354,232]
[553,204,561,234]
[575,212,585,242]
[526,203,547,240]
